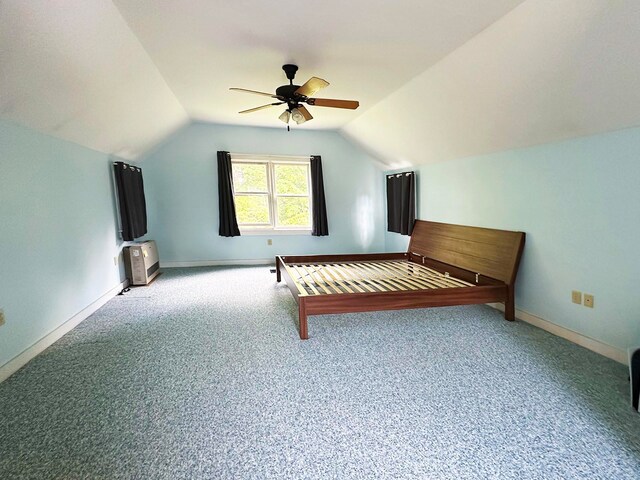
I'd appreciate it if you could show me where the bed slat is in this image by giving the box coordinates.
[322,265,362,293]
[291,265,320,295]
[302,264,334,295]
[380,261,441,290]
[338,263,391,292]
[358,262,416,291]
[312,265,345,294]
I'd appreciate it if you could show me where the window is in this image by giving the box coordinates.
[232,156,312,233]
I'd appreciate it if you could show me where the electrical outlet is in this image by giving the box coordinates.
[0,309,5,327]
[267,239,273,246]
[584,294,594,308]
[571,290,582,304]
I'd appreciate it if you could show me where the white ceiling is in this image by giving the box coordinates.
[112,0,523,128]
[2,1,639,165]
[0,0,523,159]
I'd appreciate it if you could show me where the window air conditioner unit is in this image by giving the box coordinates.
[123,240,160,286]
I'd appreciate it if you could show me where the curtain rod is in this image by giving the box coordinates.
[387,171,415,178]
[112,161,141,171]
[230,153,311,161]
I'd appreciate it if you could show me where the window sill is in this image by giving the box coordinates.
[239,228,312,236]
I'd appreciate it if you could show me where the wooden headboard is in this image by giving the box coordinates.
[407,220,525,285]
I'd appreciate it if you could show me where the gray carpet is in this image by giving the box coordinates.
[1,266,639,479]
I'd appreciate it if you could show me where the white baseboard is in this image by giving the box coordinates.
[161,259,274,268]
[0,279,129,384]
[488,303,628,365]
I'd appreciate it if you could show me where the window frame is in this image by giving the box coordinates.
[231,154,313,235]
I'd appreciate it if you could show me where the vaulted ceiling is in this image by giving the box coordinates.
[343,0,640,167]
[2,1,639,165]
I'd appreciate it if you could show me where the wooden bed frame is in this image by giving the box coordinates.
[276,220,525,339]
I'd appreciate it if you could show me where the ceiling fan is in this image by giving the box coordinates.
[230,64,359,130]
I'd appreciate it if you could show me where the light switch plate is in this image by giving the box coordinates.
[571,290,582,304]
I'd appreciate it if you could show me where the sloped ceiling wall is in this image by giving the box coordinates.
[2,1,640,164]
[0,1,189,159]
[342,0,640,167]
[0,0,523,159]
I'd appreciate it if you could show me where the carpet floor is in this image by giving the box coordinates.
[1,266,639,479]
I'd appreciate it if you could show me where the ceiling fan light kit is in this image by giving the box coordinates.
[230,64,359,130]
[291,108,305,124]
[278,110,290,124]
[291,106,313,125]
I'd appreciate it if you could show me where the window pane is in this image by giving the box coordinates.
[277,197,310,227]
[274,164,309,195]
[235,195,270,224]
[233,163,268,192]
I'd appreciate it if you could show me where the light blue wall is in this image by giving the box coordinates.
[398,127,640,352]
[385,230,410,253]
[0,120,125,367]
[140,122,386,261]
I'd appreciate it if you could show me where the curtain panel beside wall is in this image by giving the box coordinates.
[310,155,329,236]
[387,171,415,235]
[113,161,147,241]
[217,151,241,237]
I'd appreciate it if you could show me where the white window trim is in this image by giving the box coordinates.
[231,154,313,235]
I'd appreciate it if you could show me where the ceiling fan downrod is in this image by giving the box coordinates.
[282,64,298,84]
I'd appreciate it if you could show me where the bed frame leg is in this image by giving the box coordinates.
[298,301,308,340]
[275,256,282,282]
[505,286,515,321]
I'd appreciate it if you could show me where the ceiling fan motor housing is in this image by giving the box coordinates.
[276,84,302,101]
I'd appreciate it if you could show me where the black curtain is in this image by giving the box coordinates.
[113,161,147,241]
[387,171,415,235]
[217,151,241,237]
[310,155,329,236]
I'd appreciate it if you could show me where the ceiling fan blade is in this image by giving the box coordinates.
[306,98,359,109]
[230,87,280,99]
[294,77,329,98]
[239,102,283,114]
